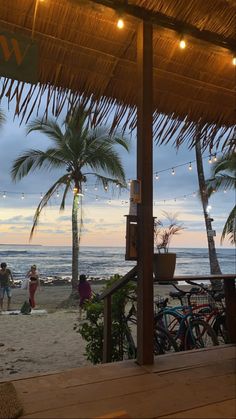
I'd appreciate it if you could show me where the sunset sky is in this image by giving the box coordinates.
[0,96,234,249]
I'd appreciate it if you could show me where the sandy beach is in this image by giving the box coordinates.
[0,283,181,381]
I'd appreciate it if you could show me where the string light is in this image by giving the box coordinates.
[40,192,43,199]
[117,18,124,29]
[188,162,192,171]
[208,155,212,164]
[21,193,25,200]
[3,192,6,198]
[213,153,217,162]
[56,191,60,198]
[224,189,227,193]
[179,38,186,49]
[155,173,159,180]
[233,56,236,66]
[171,168,175,175]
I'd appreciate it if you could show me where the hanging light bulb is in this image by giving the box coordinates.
[224,189,227,194]
[208,155,212,164]
[233,56,236,66]
[104,184,108,191]
[213,153,217,162]
[188,162,192,171]
[171,168,175,175]
[128,179,131,186]
[3,191,6,198]
[96,196,98,201]
[40,192,43,199]
[117,18,124,29]
[56,191,59,198]
[193,192,196,197]
[179,38,186,49]
[21,193,25,200]
[94,186,98,191]
[155,173,159,180]
[73,187,78,195]
[116,183,120,188]
[206,204,212,213]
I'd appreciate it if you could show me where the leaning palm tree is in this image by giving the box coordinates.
[205,151,236,245]
[11,106,130,291]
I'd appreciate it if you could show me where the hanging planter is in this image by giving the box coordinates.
[153,253,176,281]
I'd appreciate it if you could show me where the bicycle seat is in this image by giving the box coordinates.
[169,291,184,299]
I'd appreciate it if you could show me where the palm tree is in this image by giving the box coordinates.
[11,106,130,291]
[205,151,236,245]
[195,131,222,290]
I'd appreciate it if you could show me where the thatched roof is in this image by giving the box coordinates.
[0,0,235,148]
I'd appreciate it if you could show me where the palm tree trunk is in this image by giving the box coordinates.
[195,129,222,290]
[71,191,79,292]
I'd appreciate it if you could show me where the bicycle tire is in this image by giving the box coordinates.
[213,314,229,344]
[154,325,179,355]
[184,318,219,350]
[155,311,185,350]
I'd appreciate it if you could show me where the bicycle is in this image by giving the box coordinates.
[122,296,178,359]
[154,287,219,351]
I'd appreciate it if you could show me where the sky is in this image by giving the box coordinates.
[0,93,234,249]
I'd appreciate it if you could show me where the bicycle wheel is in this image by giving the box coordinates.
[155,311,184,350]
[213,314,229,344]
[154,325,179,355]
[184,318,219,350]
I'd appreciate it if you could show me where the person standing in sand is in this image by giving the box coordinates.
[78,274,92,318]
[26,265,40,309]
[0,262,14,311]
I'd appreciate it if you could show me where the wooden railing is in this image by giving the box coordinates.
[100,272,236,363]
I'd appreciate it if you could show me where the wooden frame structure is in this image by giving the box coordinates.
[0,0,235,365]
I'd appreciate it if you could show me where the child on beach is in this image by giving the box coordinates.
[78,274,92,317]
[0,262,14,311]
[26,265,40,309]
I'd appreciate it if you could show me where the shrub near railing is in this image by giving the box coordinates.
[74,275,136,364]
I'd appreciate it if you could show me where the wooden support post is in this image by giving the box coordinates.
[224,278,236,343]
[136,20,154,365]
[103,295,112,363]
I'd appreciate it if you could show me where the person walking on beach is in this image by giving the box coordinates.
[0,262,14,311]
[26,265,40,309]
[78,274,92,317]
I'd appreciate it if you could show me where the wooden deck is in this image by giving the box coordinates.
[4,345,236,418]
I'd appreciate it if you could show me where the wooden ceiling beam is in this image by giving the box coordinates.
[79,0,236,53]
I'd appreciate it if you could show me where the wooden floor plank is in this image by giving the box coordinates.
[3,346,234,419]
[142,345,236,374]
[159,398,236,418]
[18,360,235,418]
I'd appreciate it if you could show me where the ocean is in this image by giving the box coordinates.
[0,245,235,285]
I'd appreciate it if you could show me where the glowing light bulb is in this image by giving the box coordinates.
[3,192,6,198]
[155,173,159,180]
[73,187,78,195]
[94,186,98,191]
[96,196,98,201]
[104,185,108,191]
[208,155,212,164]
[116,183,120,188]
[56,191,59,198]
[21,193,25,200]
[40,192,43,199]
[188,162,192,171]
[179,39,186,49]
[233,57,236,66]
[117,18,124,29]
[206,205,212,213]
[224,189,227,194]
[213,154,217,162]
[171,168,175,175]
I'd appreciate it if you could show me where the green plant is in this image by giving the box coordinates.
[154,211,185,253]
[74,274,136,364]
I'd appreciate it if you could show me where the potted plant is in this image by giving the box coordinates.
[153,211,185,281]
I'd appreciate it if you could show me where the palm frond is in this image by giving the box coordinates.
[221,206,236,245]
[11,149,66,181]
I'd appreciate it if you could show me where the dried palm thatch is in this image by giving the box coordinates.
[0,0,235,149]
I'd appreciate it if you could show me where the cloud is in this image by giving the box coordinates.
[0,215,33,224]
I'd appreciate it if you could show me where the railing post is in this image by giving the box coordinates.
[103,295,112,363]
[224,278,236,343]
